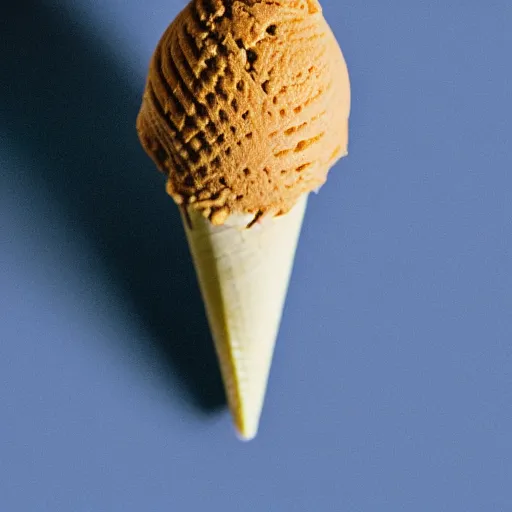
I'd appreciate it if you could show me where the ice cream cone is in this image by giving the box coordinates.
[136,0,350,439]
[182,195,308,440]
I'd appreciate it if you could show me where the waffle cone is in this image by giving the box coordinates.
[182,196,308,440]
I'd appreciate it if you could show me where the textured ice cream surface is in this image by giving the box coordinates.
[137,0,350,225]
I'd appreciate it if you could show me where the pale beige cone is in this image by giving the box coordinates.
[181,195,308,440]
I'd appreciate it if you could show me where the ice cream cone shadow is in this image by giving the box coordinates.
[1,0,226,413]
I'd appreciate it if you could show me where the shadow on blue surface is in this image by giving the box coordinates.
[1,1,225,412]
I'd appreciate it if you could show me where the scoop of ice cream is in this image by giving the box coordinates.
[137,0,350,225]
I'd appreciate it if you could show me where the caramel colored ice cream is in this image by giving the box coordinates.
[137,0,350,225]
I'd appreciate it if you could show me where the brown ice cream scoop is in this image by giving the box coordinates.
[137,0,350,225]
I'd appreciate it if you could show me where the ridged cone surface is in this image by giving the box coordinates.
[182,195,308,439]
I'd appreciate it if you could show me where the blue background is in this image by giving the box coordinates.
[2,1,511,510]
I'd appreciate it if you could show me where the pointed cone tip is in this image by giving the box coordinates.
[233,408,261,441]
[235,425,258,442]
